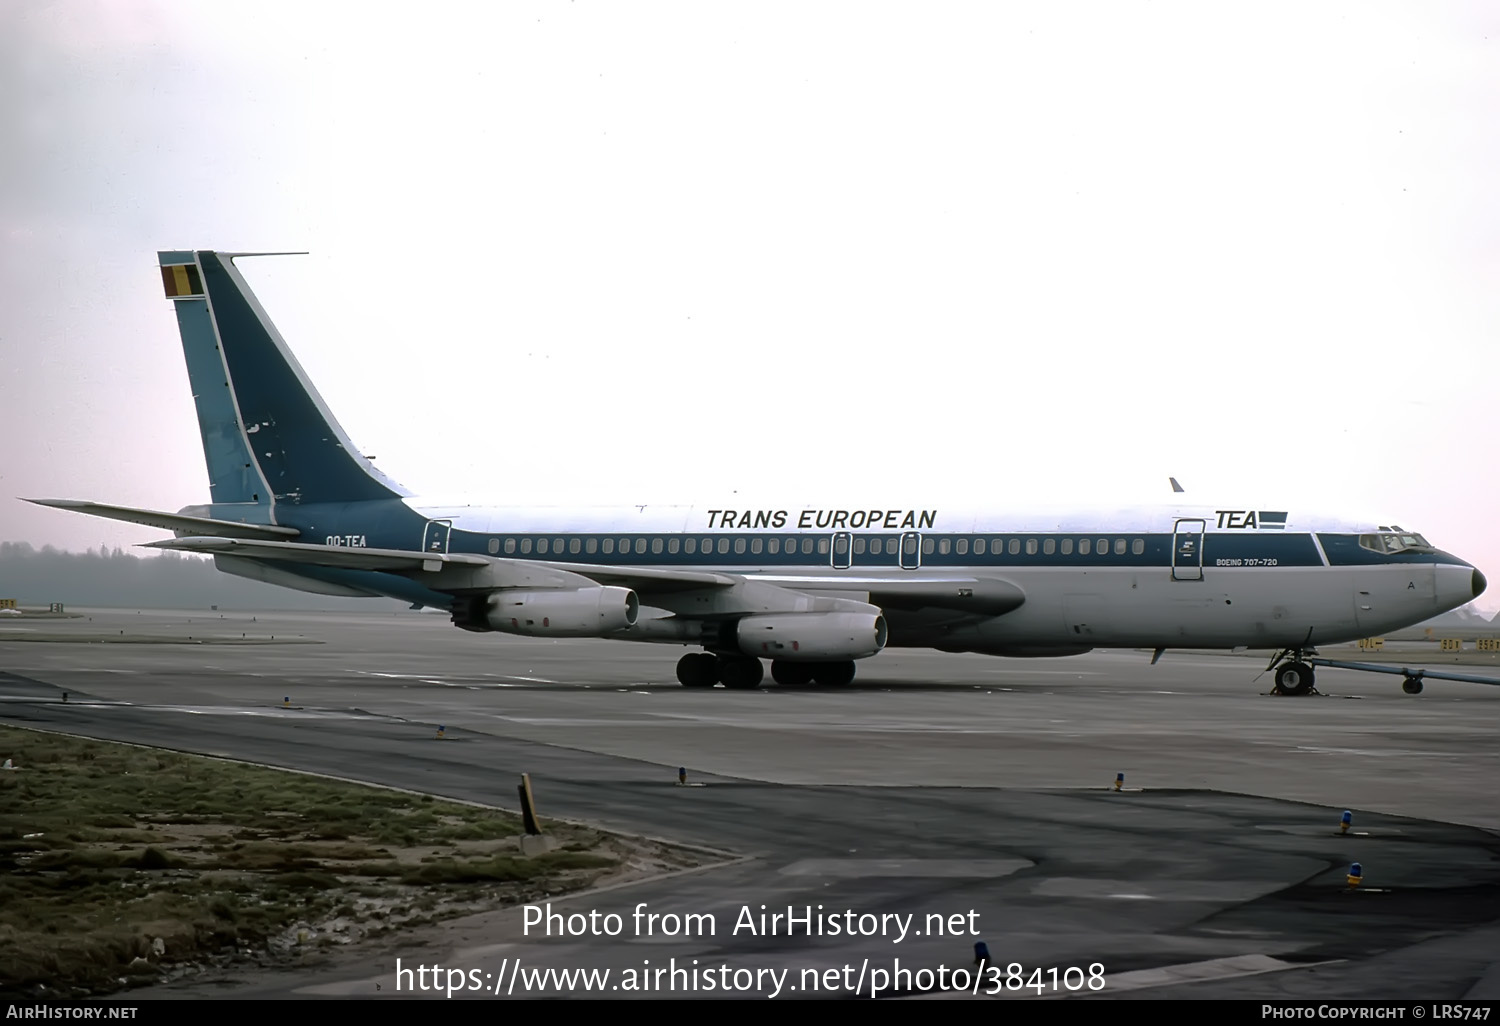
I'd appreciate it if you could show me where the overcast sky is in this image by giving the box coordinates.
[2,3,1496,606]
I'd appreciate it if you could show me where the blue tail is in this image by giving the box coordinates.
[158,250,409,508]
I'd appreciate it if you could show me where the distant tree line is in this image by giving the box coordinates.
[0,542,409,612]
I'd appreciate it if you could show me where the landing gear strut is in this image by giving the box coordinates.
[1267,645,1318,696]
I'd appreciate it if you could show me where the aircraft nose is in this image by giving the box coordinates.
[1474,569,1488,599]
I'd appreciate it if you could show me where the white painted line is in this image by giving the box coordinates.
[1085,953,1343,995]
[903,953,1343,999]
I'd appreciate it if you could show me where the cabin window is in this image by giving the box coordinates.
[974,538,987,555]
[684,538,696,554]
[521,538,533,554]
[938,538,951,555]
[715,538,728,554]
[488,538,499,554]
[768,538,780,554]
[869,538,883,555]
[751,537,763,554]
[1009,538,1021,555]
[602,538,615,554]
[1026,538,1038,555]
[651,538,663,554]
[587,538,598,554]
[570,538,582,554]
[1097,538,1108,554]
[956,538,969,555]
[1078,538,1090,555]
[1131,538,1144,555]
[922,537,934,555]
[1043,538,1055,555]
[702,537,713,553]
[1060,538,1073,555]
[833,535,848,556]
[734,537,746,554]
[854,537,867,554]
[668,537,679,554]
[504,538,516,554]
[1114,538,1126,555]
[802,537,815,554]
[537,538,549,554]
[631,538,644,554]
[816,537,829,555]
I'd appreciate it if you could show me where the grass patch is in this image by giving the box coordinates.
[0,725,711,999]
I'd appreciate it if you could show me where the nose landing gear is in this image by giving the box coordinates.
[1267,642,1320,696]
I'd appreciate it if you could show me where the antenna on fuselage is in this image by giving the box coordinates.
[1170,477,1185,493]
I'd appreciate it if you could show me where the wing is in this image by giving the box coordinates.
[142,537,1025,618]
[747,574,1026,616]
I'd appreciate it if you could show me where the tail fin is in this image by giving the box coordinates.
[158,250,408,507]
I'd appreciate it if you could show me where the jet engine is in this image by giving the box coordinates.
[735,612,887,660]
[484,586,639,637]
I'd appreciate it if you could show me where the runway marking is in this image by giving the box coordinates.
[902,953,1344,999]
[1293,745,1473,758]
[1030,878,1284,901]
[779,858,1032,878]
[984,669,1101,676]
[1057,953,1344,995]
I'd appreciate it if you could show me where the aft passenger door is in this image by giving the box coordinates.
[1171,518,1204,581]
[423,519,452,554]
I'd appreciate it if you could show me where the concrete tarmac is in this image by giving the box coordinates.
[2,608,1499,1001]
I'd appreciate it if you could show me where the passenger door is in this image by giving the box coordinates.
[1171,518,1204,581]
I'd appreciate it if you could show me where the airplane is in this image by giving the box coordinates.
[24,250,1491,696]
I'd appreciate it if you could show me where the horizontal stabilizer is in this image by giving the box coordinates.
[25,499,299,540]
[142,536,488,572]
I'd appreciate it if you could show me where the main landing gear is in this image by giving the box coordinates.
[674,653,858,689]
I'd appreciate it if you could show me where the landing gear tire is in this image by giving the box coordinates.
[1275,662,1315,696]
[1402,676,1424,695]
[676,652,719,688]
[771,660,816,686]
[812,661,857,686]
[719,656,764,690]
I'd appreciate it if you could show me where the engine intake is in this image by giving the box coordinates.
[735,612,887,661]
[485,586,639,637]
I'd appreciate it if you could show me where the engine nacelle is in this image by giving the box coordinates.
[735,612,888,660]
[485,586,639,637]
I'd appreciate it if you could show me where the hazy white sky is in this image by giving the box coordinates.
[2,2,1497,605]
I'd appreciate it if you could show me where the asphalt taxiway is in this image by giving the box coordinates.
[2,608,1498,1000]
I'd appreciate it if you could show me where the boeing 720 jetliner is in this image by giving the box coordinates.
[26,251,1491,694]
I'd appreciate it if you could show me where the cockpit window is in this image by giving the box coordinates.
[1359,532,1434,555]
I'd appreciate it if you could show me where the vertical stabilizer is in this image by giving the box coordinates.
[158,250,409,506]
